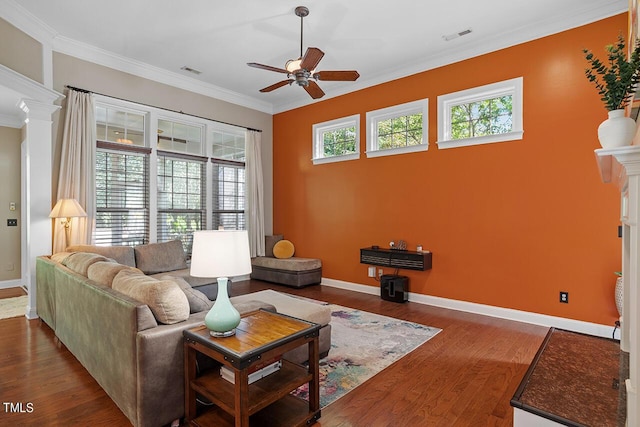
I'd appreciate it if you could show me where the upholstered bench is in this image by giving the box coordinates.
[250,235,322,288]
[251,256,322,288]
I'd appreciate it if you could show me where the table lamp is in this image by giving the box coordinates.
[190,230,252,337]
[49,198,87,248]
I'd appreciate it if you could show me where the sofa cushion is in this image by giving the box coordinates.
[66,244,136,267]
[134,240,187,274]
[251,256,321,272]
[112,269,190,324]
[265,234,284,257]
[159,275,213,314]
[87,261,140,288]
[51,252,72,263]
[62,252,110,276]
[273,239,295,259]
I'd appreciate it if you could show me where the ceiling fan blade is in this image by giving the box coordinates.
[260,80,293,93]
[248,62,289,74]
[313,70,360,81]
[304,80,325,99]
[300,47,324,71]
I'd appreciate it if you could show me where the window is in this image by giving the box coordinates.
[93,99,248,249]
[157,119,203,155]
[95,147,150,246]
[210,130,246,230]
[312,115,360,164]
[437,77,523,149]
[366,99,428,158]
[157,154,206,255]
[96,105,145,146]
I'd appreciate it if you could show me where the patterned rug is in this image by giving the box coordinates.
[293,304,441,408]
[0,295,27,320]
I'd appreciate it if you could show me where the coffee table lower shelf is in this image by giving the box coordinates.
[190,394,320,427]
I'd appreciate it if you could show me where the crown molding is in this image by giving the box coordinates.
[0,64,62,103]
[52,35,274,115]
[0,0,57,43]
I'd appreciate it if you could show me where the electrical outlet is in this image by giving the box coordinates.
[378,269,384,278]
[560,291,569,303]
[7,219,17,226]
[367,267,376,277]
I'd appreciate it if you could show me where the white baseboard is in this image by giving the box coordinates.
[0,279,21,290]
[321,277,620,340]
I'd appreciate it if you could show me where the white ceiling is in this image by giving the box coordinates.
[3,0,629,115]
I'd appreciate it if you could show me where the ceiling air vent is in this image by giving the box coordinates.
[180,66,202,75]
[443,28,472,42]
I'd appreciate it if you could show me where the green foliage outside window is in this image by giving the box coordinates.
[322,126,357,157]
[377,114,422,149]
[450,96,512,140]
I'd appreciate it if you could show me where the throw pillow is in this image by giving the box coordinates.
[265,234,284,257]
[160,275,213,314]
[88,261,139,288]
[134,240,188,274]
[62,252,109,276]
[67,244,136,267]
[273,239,295,259]
[112,269,190,324]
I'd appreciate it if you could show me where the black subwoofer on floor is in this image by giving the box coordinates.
[380,275,408,303]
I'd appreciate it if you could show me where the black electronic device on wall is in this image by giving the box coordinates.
[380,275,409,303]
[360,247,432,271]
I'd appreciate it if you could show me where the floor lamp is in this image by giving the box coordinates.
[49,198,87,249]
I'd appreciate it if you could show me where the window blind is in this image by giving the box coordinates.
[157,152,207,255]
[211,161,245,230]
[94,147,150,246]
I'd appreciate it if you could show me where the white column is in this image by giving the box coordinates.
[19,99,60,319]
[596,146,640,427]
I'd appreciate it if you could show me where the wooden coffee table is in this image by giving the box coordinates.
[183,309,321,427]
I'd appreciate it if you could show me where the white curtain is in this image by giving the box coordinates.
[52,89,96,253]
[245,130,265,257]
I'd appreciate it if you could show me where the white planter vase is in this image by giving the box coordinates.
[615,276,623,317]
[598,109,636,149]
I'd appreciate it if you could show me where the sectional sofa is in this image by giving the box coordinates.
[35,240,332,427]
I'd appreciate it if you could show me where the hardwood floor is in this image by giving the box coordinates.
[0,287,27,299]
[0,280,548,426]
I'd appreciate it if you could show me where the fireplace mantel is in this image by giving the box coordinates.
[595,145,640,426]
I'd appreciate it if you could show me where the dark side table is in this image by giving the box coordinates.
[184,309,321,426]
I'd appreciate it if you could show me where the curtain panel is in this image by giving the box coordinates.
[245,130,265,257]
[52,89,96,253]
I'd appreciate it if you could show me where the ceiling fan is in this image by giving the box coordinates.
[247,6,360,99]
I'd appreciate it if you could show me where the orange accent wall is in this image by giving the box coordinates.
[273,15,625,325]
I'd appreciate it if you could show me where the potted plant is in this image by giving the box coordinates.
[583,35,640,148]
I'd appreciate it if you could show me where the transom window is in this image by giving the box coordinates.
[366,99,428,158]
[157,119,203,155]
[437,77,523,149]
[312,115,360,165]
[96,105,145,146]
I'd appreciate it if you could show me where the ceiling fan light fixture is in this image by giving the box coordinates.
[285,58,302,73]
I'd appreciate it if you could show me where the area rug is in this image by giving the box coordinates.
[0,295,27,320]
[293,304,441,408]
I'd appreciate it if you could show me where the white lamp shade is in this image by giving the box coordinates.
[190,230,252,278]
[49,198,87,219]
